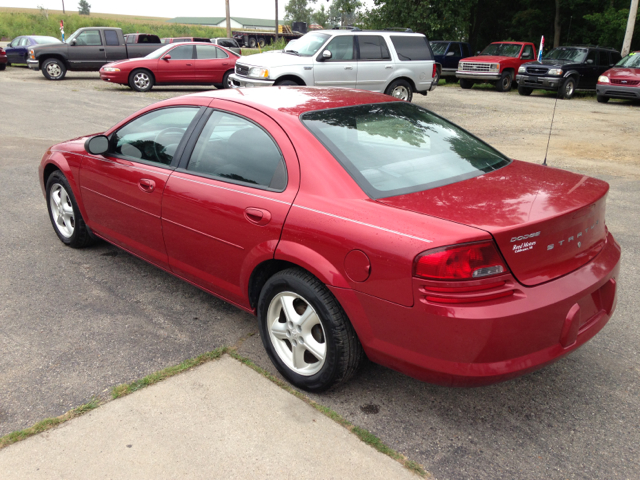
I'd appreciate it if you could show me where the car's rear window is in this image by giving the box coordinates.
[301,102,510,199]
[390,35,433,61]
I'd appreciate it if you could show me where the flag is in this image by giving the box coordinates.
[60,20,65,42]
[538,36,544,61]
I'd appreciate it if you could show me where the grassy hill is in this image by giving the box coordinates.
[0,7,227,41]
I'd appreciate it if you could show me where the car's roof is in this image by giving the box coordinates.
[314,29,425,37]
[489,41,529,44]
[187,87,401,118]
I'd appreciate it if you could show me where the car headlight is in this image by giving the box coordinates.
[598,75,610,83]
[102,67,121,72]
[547,68,563,76]
[518,66,526,73]
[491,63,500,72]
[248,67,269,79]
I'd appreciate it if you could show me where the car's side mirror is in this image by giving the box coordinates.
[7,42,12,48]
[322,50,332,60]
[446,51,455,57]
[162,54,172,60]
[586,59,594,64]
[70,39,76,46]
[476,51,480,55]
[85,135,110,155]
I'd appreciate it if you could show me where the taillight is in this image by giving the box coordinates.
[415,241,508,281]
[432,63,437,79]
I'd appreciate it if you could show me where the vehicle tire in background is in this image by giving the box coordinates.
[275,79,299,86]
[248,37,257,48]
[0,63,6,71]
[459,78,474,89]
[597,95,609,103]
[258,37,266,48]
[222,70,234,89]
[41,58,66,80]
[385,79,413,102]
[257,268,366,392]
[496,71,513,92]
[518,86,533,96]
[558,77,576,99]
[129,69,154,92]
[46,171,94,248]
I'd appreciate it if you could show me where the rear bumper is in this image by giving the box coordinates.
[456,71,501,81]
[516,74,564,90]
[27,59,39,70]
[331,232,621,387]
[596,84,640,99]
[229,73,274,88]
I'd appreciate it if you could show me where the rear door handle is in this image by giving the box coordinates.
[344,66,353,70]
[99,48,104,51]
[385,65,393,69]
[244,207,272,226]
[186,63,193,66]
[138,178,156,193]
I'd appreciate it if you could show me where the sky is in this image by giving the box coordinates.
[1,0,375,20]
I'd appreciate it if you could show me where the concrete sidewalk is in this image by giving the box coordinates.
[0,356,420,479]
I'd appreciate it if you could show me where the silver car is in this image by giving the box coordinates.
[211,38,242,55]
[229,29,437,102]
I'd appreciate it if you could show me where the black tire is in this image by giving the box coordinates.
[221,70,234,89]
[518,86,533,96]
[41,58,66,81]
[0,63,6,71]
[597,95,609,104]
[45,171,94,248]
[248,37,257,48]
[257,268,365,392]
[558,77,576,99]
[129,69,154,92]
[384,79,413,102]
[459,78,474,89]
[258,37,266,48]
[275,79,299,86]
[496,70,513,92]
[445,76,458,83]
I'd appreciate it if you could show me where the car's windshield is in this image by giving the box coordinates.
[544,47,587,63]
[33,36,62,45]
[430,42,449,55]
[480,43,522,57]
[302,102,510,199]
[145,44,174,59]
[285,32,329,56]
[615,52,640,68]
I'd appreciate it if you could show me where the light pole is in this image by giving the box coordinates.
[275,0,279,41]
[225,0,231,39]
[62,0,65,14]
[621,0,639,56]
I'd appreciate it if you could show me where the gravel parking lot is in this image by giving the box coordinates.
[1,65,639,480]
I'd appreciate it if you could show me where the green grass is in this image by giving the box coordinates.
[241,38,288,56]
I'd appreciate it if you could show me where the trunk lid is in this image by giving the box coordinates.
[377,161,609,286]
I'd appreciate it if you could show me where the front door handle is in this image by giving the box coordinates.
[344,66,353,70]
[99,48,104,51]
[244,207,272,226]
[138,178,156,193]
[186,63,193,66]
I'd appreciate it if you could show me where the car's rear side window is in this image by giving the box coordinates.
[104,30,119,46]
[302,102,510,199]
[390,36,433,61]
[358,36,390,60]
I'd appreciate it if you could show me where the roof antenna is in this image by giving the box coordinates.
[543,97,559,166]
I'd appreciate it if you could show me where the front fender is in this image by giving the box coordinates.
[40,151,90,224]
[274,240,350,289]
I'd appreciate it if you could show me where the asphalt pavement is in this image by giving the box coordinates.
[0,68,638,480]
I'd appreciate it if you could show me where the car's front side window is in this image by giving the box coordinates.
[168,45,194,60]
[186,111,286,190]
[75,30,102,46]
[323,35,354,61]
[111,107,199,167]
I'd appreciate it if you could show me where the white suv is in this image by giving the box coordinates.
[229,29,437,102]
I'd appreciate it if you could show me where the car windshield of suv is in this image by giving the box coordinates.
[302,102,510,199]
[145,44,174,59]
[543,47,587,63]
[430,42,449,55]
[615,52,640,68]
[480,43,521,57]
[285,32,329,55]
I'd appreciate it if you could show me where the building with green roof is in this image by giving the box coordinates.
[167,17,283,31]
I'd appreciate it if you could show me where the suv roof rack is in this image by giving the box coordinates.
[383,27,413,33]
[332,26,361,31]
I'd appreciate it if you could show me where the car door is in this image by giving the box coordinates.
[314,35,357,88]
[443,43,462,73]
[7,37,26,64]
[154,44,195,83]
[161,104,300,306]
[79,106,203,268]
[581,50,599,88]
[103,29,127,63]
[194,44,230,84]
[67,29,107,69]
[355,35,393,92]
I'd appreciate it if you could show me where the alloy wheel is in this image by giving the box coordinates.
[49,183,75,238]
[391,85,410,101]
[134,73,150,90]
[46,62,62,79]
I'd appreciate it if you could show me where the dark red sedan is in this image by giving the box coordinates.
[100,42,239,92]
[0,47,7,70]
[39,87,621,392]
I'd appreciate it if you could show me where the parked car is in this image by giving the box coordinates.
[39,87,620,392]
[5,35,62,65]
[99,42,239,91]
[211,37,241,55]
[161,37,211,44]
[516,45,621,99]
[124,33,161,44]
[230,29,438,102]
[430,40,471,82]
[0,47,7,70]
[456,41,537,92]
[27,27,163,80]
[596,51,640,103]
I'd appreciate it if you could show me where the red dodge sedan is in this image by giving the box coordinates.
[100,42,239,92]
[39,87,620,391]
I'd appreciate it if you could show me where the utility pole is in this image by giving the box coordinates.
[225,0,231,39]
[621,0,638,56]
[275,0,279,41]
[62,0,65,14]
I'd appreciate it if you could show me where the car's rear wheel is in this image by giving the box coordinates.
[129,69,154,92]
[46,171,94,248]
[41,58,66,80]
[496,71,513,92]
[385,79,413,102]
[558,77,576,99]
[0,63,6,71]
[597,95,609,103]
[258,37,266,48]
[518,86,533,96]
[222,70,234,89]
[258,268,365,392]
[459,78,474,89]
[248,37,257,48]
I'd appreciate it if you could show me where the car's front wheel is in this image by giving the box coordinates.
[0,63,6,71]
[41,58,66,80]
[459,78,474,89]
[496,71,513,92]
[258,268,365,392]
[385,79,413,102]
[558,77,576,99]
[597,95,609,103]
[46,171,94,248]
[129,69,154,92]
[518,86,533,96]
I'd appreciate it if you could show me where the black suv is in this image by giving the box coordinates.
[516,46,621,99]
